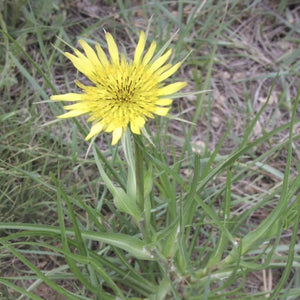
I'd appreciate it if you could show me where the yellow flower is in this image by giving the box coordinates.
[51,31,187,145]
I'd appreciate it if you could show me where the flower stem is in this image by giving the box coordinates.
[134,136,144,214]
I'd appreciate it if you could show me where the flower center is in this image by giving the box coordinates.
[114,77,136,103]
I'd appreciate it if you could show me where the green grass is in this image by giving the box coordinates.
[1,0,300,299]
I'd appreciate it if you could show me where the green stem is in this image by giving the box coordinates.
[134,136,144,214]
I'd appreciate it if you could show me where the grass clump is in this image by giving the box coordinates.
[1,0,300,299]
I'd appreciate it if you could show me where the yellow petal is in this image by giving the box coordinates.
[65,52,95,80]
[73,49,96,72]
[154,107,170,116]
[142,41,156,65]
[155,63,172,76]
[105,123,115,133]
[155,98,173,106]
[130,123,141,134]
[158,62,182,82]
[149,49,172,72]
[85,123,104,140]
[134,31,146,64]
[158,82,187,96]
[130,116,145,134]
[96,44,109,66]
[57,110,86,119]
[112,127,123,145]
[120,53,126,66]
[63,103,89,111]
[74,80,87,90]
[79,39,101,67]
[51,93,83,101]
[106,32,119,65]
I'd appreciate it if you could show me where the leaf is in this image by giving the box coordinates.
[113,187,143,222]
[0,223,154,260]
[161,221,180,258]
[93,145,142,221]
[121,129,136,200]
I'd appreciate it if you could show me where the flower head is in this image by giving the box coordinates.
[51,31,186,145]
